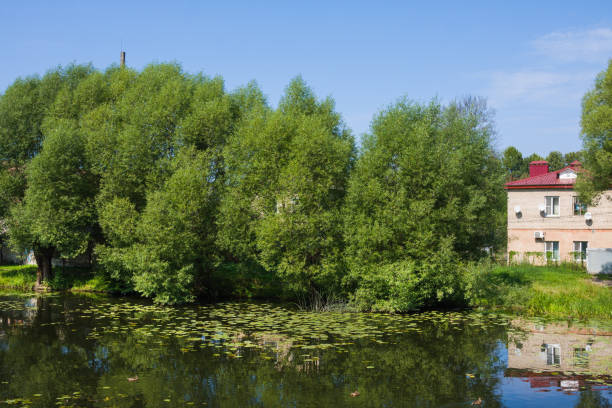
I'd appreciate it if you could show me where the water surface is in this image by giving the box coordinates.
[0,294,610,407]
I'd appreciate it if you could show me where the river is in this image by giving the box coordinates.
[0,294,610,407]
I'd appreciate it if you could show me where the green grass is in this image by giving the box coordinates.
[0,265,37,290]
[0,264,110,293]
[486,263,612,320]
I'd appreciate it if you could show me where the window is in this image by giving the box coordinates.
[545,241,559,261]
[546,344,561,366]
[573,241,588,262]
[573,196,587,215]
[573,348,589,368]
[545,196,559,216]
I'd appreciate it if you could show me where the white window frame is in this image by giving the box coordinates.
[545,241,560,262]
[545,344,561,366]
[545,196,560,217]
[573,241,588,262]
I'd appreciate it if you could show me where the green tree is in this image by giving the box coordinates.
[501,146,524,180]
[219,77,355,296]
[343,97,505,312]
[89,64,250,302]
[563,151,583,166]
[546,151,564,171]
[102,149,222,304]
[0,64,98,277]
[0,68,69,221]
[578,59,612,204]
[8,121,97,284]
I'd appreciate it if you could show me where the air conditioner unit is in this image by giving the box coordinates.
[534,231,545,239]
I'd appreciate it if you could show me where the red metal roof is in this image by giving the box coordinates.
[505,162,581,190]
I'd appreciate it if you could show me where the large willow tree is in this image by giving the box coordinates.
[218,77,355,296]
[88,64,260,303]
[0,64,99,284]
[343,97,505,312]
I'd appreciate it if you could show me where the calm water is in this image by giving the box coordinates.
[0,294,610,407]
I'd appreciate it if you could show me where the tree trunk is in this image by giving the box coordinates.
[33,247,55,287]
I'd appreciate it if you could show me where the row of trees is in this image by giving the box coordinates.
[1,60,610,308]
[500,147,583,181]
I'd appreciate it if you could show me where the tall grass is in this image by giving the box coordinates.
[474,263,612,320]
[294,289,351,312]
[0,265,37,291]
[0,265,110,293]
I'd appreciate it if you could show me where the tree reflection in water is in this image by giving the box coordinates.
[0,294,609,407]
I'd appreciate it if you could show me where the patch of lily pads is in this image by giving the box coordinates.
[79,301,520,356]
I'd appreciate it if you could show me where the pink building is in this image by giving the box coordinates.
[505,160,612,265]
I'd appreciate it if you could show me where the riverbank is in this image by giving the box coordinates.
[1,263,610,320]
[473,264,612,320]
[0,265,109,292]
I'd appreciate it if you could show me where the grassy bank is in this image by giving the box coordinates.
[471,263,612,320]
[2,263,610,321]
[0,265,109,292]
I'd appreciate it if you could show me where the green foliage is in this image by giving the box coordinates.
[545,150,564,171]
[85,65,248,303]
[219,77,355,296]
[563,151,583,166]
[501,146,524,180]
[128,149,221,304]
[579,59,612,204]
[213,261,281,299]
[0,66,78,220]
[343,97,505,311]
[500,148,585,181]
[1,63,549,310]
[8,121,97,258]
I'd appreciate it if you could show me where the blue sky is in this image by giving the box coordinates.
[2,0,611,155]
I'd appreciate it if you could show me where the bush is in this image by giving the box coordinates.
[349,250,465,312]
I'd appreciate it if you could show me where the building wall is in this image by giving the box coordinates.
[1,247,34,265]
[507,189,612,265]
[1,247,90,267]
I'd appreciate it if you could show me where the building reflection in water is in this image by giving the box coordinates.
[506,320,612,391]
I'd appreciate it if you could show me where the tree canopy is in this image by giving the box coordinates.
[0,62,514,308]
[218,77,355,296]
[342,97,505,311]
[578,59,612,203]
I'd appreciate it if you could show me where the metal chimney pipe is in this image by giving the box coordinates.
[120,51,126,67]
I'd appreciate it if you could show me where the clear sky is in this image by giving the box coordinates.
[2,0,611,156]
